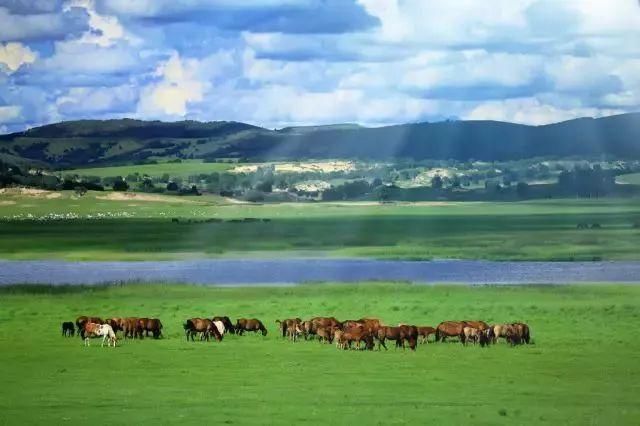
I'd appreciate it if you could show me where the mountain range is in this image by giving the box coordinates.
[1,113,639,168]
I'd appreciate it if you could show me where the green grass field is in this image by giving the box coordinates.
[0,283,638,425]
[65,160,234,178]
[0,191,639,260]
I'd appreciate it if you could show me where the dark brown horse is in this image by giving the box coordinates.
[236,318,268,336]
[376,326,403,350]
[376,325,418,351]
[143,318,163,339]
[61,322,75,337]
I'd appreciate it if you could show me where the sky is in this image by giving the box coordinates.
[0,0,639,133]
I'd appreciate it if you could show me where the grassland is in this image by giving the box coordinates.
[1,191,639,260]
[0,283,638,425]
[65,160,233,178]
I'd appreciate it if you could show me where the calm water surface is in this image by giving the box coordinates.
[1,259,639,285]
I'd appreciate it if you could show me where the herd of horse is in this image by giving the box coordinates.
[272,317,530,350]
[64,315,531,350]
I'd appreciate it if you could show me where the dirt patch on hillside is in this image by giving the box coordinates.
[0,187,62,198]
[95,192,200,204]
[231,161,357,174]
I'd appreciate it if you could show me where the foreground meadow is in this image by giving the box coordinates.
[0,283,639,425]
[1,191,639,261]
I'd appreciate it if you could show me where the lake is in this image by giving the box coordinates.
[1,259,639,286]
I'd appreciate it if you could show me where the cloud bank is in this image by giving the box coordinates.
[0,0,639,132]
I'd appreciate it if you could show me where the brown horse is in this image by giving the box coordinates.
[376,326,402,350]
[236,318,268,336]
[143,318,163,339]
[122,317,141,339]
[462,320,490,331]
[276,318,302,339]
[338,327,374,350]
[76,316,103,339]
[510,322,531,344]
[105,318,125,335]
[462,326,481,345]
[184,318,222,341]
[416,326,437,344]
[435,321,466,342]
[213,316,235,334]
[304,316,341,340]
[316,326,336,344]
[398,325,418,350]
[491,324,516,344]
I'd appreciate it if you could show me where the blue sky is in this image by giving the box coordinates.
[0,0,639,132]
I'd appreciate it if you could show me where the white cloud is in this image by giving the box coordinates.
[64,0,133,47]
[0,105,22,124]
[56,85,137,115]
[464,97,623,125]
[137,53,209,117]
[0,42,37,73]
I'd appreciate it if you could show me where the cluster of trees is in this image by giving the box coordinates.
[557,165,616,198]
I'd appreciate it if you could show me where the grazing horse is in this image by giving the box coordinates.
[462,320,490,331]
[376,325,418,351]
[376,326,403,350]
[416,326,436,344]
[491,324,516,344]
[235,318,268,336]
[462,326,481,345]
[122,317,141,339]
[510,322,531,344]
[184,318,222,342]
[98,324,118,347]
[479,328,494,347]
[213,316,235,334]
[76,316,103,339]
[286,323,303,342]
[316,326,336,344]
[61,322,75,337]
[398,325,418,351]
[143,318,163,339]
[83,323,117,347]
[308,317,341,339]
[276,318,302,339]
[105,318,125,335]
[338,327,374,351]
[212,320,226,336]
[435,321,466,342]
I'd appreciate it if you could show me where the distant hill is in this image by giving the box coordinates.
[1,113,639,167]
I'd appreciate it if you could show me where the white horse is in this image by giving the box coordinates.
[212,320,226,336]
[84,323,117,347]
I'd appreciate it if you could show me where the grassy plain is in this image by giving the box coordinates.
[66,160,233,178]
[1,191,639,260]
[0,283,638,425]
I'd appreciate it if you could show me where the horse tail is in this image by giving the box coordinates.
[435,328,440,342]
